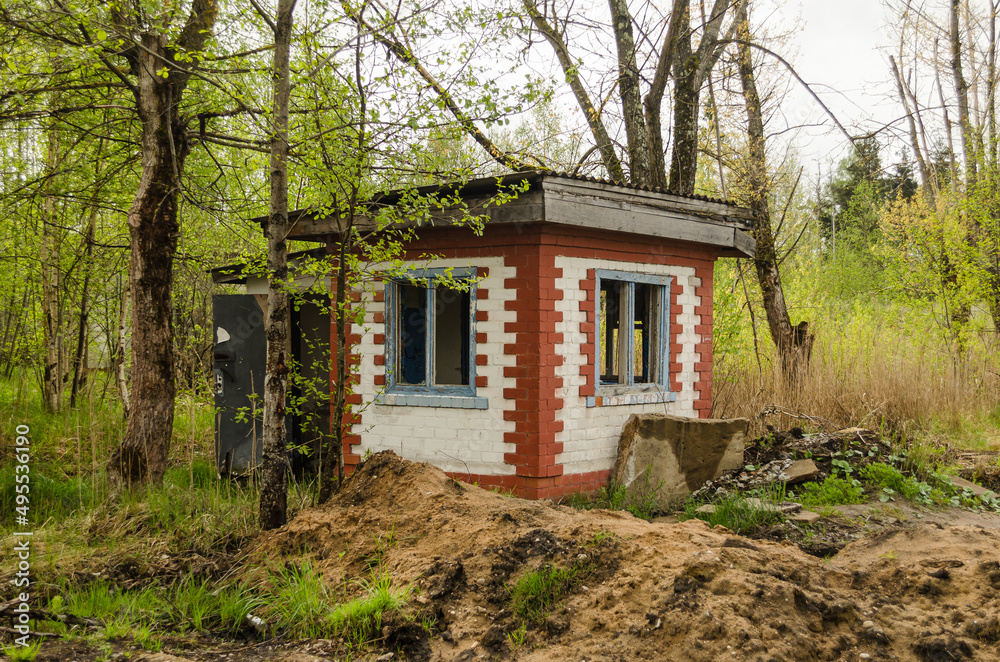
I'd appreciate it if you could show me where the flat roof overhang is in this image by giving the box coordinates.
[250,171,756,259]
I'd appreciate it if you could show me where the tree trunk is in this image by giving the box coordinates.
[70,202,97,408]
[951,0,978,188]
[666,0,743,195]
[320,247,349,504]
[116,279,131,417]
[607,0,650,185]
[521,0,625,182]
[106,0,217,487]
[667,2,699,196]
[40,117,63,412]
[259,0,297,531]
[71,141,104,409]
[890,55,932,201]
[736,7,813,383]
[642,0,685,189]
[107,35,185,487]
[668,68,701,196]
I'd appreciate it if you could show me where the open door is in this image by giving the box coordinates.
[213,295,266,475]
[213,294,330,476]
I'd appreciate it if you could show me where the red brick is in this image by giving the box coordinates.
[374,374,386,386]
[475,375,488,387]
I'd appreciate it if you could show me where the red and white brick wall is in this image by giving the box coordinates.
[554,256,704,476]
[330,223,719,499]
[350,256,519,477]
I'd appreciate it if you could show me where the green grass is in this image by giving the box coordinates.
[563,470,665,520]
[678,486,786,535]
[792,475,867,508]
[43,562,411,649]
[327,568,412,647]
[507,564,586,624]
[1,639,42,661]
[262,561,411,644]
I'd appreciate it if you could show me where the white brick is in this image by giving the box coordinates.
[553,255,704,475]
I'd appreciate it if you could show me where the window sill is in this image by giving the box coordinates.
[375,392,488,409]
[586,388,677,408]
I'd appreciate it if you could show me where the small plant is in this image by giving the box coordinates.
[507,622,528,648]
[582,467,665,520]
[133,624,164,651]
[815,505,843,518]
[679,486,785,535]
[793,476,866,507]
[588,529,616,546]
[507,564,584,624]
[328,566,412,648]
[860,462,924,502]
[2,640,42,662]
[266,561,337,639]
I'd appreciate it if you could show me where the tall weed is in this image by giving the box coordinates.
[713,255,1000,441]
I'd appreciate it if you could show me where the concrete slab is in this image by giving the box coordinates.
[950,475,997,499]
[611,413,749,510]
[783,459,820,484]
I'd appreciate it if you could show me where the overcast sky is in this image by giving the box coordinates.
[789,0,897,168]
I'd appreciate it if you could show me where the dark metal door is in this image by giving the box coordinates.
[213,294,265,475]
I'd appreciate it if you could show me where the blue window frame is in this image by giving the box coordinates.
[593,269,675,404]
[382,267,484,407]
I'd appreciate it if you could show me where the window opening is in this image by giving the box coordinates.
[398,282,427,385]
[595,270,670,390]
[434,288,470,385]
[600,281,621,383]
[388,270,476,395]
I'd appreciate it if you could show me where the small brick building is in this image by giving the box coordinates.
[274,171,756,499]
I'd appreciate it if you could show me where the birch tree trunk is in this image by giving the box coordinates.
[951,0,978,188]
[40,118,63,412]
[259,0,297,530]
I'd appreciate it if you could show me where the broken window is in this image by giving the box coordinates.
[596,270,671,389]
[387,268,476,396]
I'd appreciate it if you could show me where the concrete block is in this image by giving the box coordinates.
[783,459,820,484]
[790,510,821,525]
[610,413,749,509]
[950,475,997,499]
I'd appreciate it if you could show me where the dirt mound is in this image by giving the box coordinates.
[258,452,1000,661]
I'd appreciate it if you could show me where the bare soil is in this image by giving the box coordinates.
[23,451,1000,662]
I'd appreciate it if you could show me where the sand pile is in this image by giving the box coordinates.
[258,451,1000,661]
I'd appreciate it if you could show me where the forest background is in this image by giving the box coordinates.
[1,0,999,525]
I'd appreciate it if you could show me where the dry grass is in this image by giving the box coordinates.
[713,324,1000,444]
